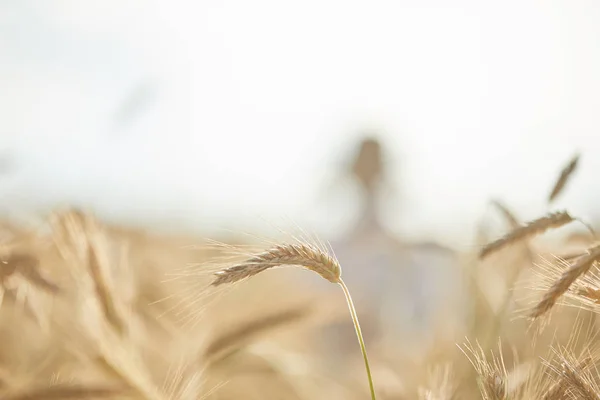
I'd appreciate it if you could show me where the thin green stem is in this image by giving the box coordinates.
[338,278,377,400]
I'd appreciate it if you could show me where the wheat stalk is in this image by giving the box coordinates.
[549,153,580,204]
[210,241,377,400]
[530,244,600,319]
[479,211,574,259]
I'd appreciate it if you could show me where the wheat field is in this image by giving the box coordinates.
[1,153,600,400]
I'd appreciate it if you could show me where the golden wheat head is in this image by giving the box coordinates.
[479,211,574,259]
[542,354,593,400]
[211,242,341,286]
[548,152,580,204]
[530,244,600,319]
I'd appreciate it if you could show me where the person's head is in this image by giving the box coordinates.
[351,136,383,192]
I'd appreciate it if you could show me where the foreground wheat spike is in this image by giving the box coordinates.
[554,355,598,400]
[561,360,600,400]
[543,356,593,400]
[479,211,574,259]
[211,241,377,400]
[212,243,341,285]
[549,152,580,204]
[460,340,508,400]
[531,244,600,319]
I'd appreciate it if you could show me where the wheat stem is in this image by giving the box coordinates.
[575,217,598,240]
[338,278,376,400]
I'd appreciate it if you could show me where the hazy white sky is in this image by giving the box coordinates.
[2,0,600,247]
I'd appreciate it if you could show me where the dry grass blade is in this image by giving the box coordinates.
[531,245,600,319]
[87,244,126,334]
[549,153,580,204]
[211,242,341,286]
[56,210,127,334]
[3,384,126,400]
[204,303,313,363]
[479,211,574,259]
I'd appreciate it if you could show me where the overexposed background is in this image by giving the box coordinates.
[2,0,600,248]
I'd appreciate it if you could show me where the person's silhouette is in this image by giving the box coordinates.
[317,133,466,364]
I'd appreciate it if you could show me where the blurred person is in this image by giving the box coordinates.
[318,133,466,363]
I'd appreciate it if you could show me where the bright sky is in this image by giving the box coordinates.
[2,0,600,248]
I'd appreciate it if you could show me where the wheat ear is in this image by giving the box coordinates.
[479,211,574,259]
[549,152,580,204]
[211,242,341,285]
[531,245,600,319]
[542,356,593,400]
[211,241,377,400]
